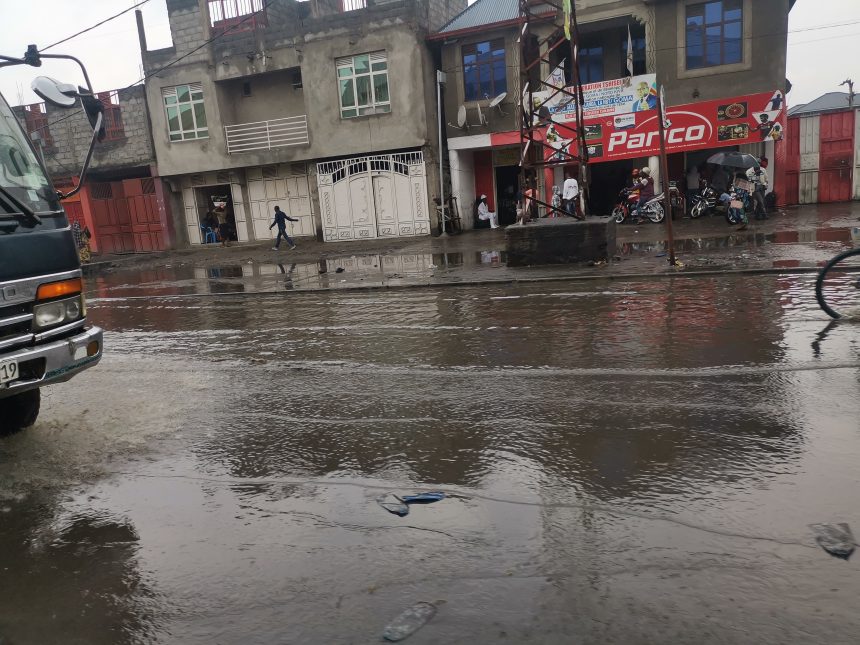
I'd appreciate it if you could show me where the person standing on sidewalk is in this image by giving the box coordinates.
[270,205,298,250]
[746,162,769,220]
[562,172,579,218]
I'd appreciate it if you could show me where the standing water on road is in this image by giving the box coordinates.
[2,273,860,644]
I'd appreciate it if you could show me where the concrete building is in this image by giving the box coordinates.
[136,0,464,247]
[14,86,176,254]
[785,92,860,204]
[431,0,794,224]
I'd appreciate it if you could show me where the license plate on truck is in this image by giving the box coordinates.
[0,359,19,385]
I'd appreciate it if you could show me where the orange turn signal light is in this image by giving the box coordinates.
[36,278,82,301]
[86,341,100,357]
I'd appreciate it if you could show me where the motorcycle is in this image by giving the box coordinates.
[669,181,685,217]
[611,186,640,223]
[690,184,719,218]
[639,193,666,223]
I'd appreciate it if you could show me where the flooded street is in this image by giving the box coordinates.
[2,272,860,643]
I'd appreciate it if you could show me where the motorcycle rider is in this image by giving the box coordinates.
[633,167,655,222]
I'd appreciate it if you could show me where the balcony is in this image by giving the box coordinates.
[224,116,310,154]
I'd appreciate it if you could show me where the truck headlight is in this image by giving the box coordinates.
[33,295,85,330]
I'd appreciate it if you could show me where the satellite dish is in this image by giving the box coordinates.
[489,92,507,116]
[448,104,469,130]
[476,102,486,125]
[31,76,78,108]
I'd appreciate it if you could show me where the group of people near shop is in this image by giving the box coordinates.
[622,155,769,227]
[687,157,770,229]
[475,171,583,229]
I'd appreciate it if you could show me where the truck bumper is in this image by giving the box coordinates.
[0,326,103,399]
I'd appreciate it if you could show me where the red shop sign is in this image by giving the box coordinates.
[575,90,785,164]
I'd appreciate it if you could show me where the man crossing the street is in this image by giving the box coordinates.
[270,205,298,250]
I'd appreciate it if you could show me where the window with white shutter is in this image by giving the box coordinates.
[335,52,390,119]
[162,83,209,141]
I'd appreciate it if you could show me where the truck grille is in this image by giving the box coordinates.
[0,302,34,350]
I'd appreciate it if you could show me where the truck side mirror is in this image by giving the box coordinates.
[31,76,77,108]
[29,76,104,199]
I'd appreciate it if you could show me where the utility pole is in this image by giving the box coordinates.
[436,70,448,237]
[656,86,676,267]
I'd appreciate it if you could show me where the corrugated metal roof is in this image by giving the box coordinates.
[788,92,854,116]
[437,0,519,34]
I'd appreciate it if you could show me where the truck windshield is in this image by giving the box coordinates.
[0,93,64,235]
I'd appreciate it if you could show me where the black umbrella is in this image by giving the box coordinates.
[707,151,759,169]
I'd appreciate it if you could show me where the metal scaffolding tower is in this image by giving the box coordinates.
[518,0,588,218]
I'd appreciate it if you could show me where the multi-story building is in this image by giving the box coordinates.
[14,86,176,254]
[136,0,464,247]
[432,0,794,224]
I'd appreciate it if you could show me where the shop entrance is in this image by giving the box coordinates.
[588,159,643,216]
[195,184,237,243]
[494,165,519,226]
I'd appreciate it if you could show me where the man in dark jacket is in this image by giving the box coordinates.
[270,205,298,250]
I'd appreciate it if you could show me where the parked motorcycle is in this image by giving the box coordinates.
[611,187,640,223]
[669,181,685,217]
[690,185,719,218]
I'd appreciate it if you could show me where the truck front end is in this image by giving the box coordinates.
[0,86,103,433]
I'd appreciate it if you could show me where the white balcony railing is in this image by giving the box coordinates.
[224,115,309,154]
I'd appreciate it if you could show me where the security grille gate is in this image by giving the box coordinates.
[316,152,431,242]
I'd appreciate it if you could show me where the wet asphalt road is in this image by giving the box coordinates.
[2,270,860,644]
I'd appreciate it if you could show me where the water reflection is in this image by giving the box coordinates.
[0,497,156,644]
[140,275,814,503]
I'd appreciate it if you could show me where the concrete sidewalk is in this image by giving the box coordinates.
[82,202,860,293]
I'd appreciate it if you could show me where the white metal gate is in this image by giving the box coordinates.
[316,152,431,242]
[247,163,314,241]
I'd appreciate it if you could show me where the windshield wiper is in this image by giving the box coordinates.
[0,185,42,227]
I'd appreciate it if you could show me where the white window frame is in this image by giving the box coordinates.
[162,83,209,142]
[336,52,391,119]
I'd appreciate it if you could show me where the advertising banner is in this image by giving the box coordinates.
[581,90,786,163]
[533,74,658,121]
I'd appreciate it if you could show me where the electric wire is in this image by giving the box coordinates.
[41,0,154,52]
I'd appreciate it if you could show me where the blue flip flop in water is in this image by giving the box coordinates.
[401,491,446,504]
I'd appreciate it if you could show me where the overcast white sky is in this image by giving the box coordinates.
[0,0,855,107]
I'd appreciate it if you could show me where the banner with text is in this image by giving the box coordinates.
[532,74,658,122]
[577,90,786,163]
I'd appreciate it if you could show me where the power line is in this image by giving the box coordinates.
[29,0,279,135]
[42,0,154,52]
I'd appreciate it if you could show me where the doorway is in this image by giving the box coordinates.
[194,184,237,242]
[589,160,641,216]
[494,165,520,226]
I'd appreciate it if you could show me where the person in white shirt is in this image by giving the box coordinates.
[562,172,579,217]
[477,195,500,229]
[746,162,769,219]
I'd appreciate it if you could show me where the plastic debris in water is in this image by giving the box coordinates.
[400,491,445,504]
[811,523,856,559]
[335,267,345,273]
[377,491,446,516]
[382,602,437,642]
[377,493,409,517]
